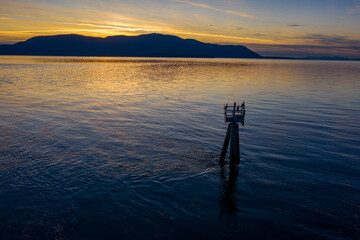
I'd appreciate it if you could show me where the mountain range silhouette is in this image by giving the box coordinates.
[0,33,261,58]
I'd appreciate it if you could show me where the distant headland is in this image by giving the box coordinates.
[0,33,261,58]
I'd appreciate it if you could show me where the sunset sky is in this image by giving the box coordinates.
[1,0,360,58]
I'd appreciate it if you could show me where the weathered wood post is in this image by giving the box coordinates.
[229,121,240,166]
[220,123,231,164]
[220,101,245,167]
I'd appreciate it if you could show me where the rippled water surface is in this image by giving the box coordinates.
[1,56,359,239]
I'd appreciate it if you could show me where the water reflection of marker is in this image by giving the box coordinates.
[219,164,239,217]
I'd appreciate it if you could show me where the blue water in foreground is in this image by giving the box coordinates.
[0,56,359,239]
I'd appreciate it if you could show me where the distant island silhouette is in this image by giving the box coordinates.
[0,33,261,58]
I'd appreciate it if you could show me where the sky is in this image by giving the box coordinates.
[0,0,360,58]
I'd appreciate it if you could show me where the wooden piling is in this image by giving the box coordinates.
[229,122,240,167]
[235,123,240,165]
[220,123,231,163]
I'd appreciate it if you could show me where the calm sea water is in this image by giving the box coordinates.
[0,56,359,240]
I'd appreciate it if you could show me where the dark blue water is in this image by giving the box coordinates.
[0,56,359,239]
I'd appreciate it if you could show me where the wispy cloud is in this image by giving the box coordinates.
[74,23,150,32]
[173,0,261,20]
[179,31,273,43]
[291,34,360,46]
[288,24,303,27]
[347,5,360,14]
[0,2,59,14]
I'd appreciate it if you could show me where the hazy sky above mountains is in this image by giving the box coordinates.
[0,0,359,57]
